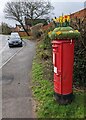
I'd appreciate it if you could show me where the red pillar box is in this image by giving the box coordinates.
[52,40,74,104]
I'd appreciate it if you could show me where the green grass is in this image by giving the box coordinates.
[21,36,33,40]
[32,40,85,118]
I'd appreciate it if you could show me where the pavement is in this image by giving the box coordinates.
[0,36,36,118]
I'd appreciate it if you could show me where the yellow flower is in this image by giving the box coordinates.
[56,18,59,22]
[53,18,57,22]
[75,30,79,32]
[48,31,52,35]
[63,17,65,22]
[59,16,63,20]
[59,16,63,23]
[56,31,61,35]
[67,15,70,21]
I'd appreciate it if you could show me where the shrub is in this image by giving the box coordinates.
[30,23,43,39]
[71,18,86,88]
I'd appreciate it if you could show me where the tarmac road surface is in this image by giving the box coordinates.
[0,35,36,118]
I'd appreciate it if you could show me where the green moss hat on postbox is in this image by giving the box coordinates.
[48,27,80,40]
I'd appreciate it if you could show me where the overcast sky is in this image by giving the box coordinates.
[0,0,85,27]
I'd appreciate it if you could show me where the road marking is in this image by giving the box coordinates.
[0,42,8,54]
[0,45,25,69]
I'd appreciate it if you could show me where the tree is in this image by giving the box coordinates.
[1,22,11,35]
[4,0,54,36]
[22,1,53,19]
[4,1,29,36]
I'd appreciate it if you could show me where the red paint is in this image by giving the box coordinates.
[52,40,74,95]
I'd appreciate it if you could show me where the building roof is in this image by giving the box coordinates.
[70,8,86,18]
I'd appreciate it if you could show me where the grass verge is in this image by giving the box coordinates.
[32,40,85,118]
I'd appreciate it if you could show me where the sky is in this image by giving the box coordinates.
[0,0,85,27]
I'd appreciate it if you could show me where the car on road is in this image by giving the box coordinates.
[8,32,23,47]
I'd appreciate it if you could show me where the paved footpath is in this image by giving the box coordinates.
[2,40,36,118]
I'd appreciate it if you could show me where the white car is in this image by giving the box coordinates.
[8,32,23,47]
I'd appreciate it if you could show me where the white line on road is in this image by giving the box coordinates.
[0,42,8,54]
[0,45,25,69]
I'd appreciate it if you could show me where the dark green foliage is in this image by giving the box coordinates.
[74,40,86,88]
[71,18,86,88]
[43,32,52,50]
[43,26,54,50]
[26,19,48,26]
[1,22,11,35]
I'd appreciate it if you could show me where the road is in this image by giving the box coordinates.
[0,35,36,118]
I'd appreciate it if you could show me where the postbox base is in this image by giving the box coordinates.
[54,92,74,105]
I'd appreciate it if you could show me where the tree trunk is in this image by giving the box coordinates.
[20,21,30,36]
